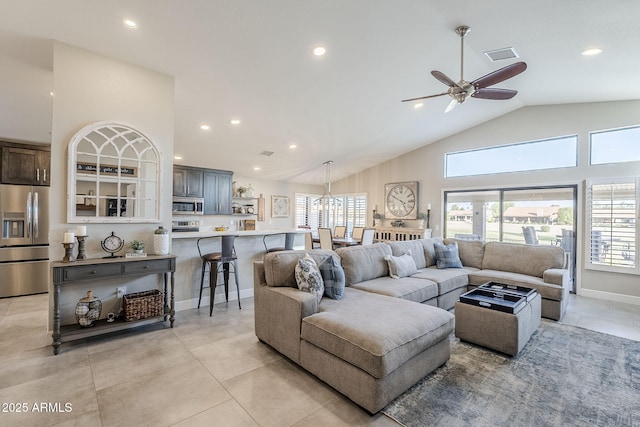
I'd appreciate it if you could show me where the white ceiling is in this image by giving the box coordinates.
[0,0,638,184]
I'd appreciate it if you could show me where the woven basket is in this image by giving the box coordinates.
[123,289,163,321]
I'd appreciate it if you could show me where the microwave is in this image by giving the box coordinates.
[172,197,204,215]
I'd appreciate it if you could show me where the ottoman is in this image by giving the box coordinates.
[454,292,541,356]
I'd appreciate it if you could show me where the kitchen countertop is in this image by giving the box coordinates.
[171,228,306,239]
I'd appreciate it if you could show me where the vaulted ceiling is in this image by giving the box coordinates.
[0,0,638,184]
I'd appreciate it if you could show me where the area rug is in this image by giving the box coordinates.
[383,321,640,427]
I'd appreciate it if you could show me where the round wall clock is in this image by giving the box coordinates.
[385,181,418,219]
[101,231,124,257]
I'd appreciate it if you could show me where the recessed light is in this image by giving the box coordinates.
[289,144,297,149]
[313,46,326,56]
[230,119,241,125]
[174,155,183,160]
[414,103,423,109]
[49,91,54,97]
[582,48,602,56]
[253,166,261,171]
[200,124,210,130]
[123,19,137,29]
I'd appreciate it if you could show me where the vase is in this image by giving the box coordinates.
[153,226,170,255]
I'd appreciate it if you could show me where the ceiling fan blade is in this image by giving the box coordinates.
[401,91,449,102]
[444,98,458,113]
[472,88,518,100]
[472,61,527,89]
[431,70,458,87]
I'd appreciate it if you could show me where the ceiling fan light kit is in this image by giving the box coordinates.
[402,25,527,112]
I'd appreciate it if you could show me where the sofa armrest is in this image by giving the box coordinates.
[254,261,317,363]
[543,268,569,286]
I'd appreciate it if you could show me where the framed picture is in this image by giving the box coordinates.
[271,195,289,218]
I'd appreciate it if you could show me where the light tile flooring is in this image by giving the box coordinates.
[0,293,638,426]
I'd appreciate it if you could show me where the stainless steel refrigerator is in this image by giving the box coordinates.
[0,184,49,297]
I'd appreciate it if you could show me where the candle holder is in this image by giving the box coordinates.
[62,242,76,262]
[427,209,431,229]
[76,235,88,260]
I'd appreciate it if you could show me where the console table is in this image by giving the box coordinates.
[374,227,432,242]
[51,254,176,355]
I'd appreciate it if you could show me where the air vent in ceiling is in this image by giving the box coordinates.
[484,47,519,62]
[259,150,274,157]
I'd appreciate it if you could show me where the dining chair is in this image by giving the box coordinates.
[318,227,334,250]
[360,228,375,245]
[334,225,347,238]
[304,232,315,250]
[351,226,365,240]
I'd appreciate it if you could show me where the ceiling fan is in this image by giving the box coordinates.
[402,25,527,113]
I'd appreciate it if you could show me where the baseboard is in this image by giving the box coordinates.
[174,288,254,312]
[578,288,640,306]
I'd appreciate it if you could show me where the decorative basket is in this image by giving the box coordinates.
[75,290,102,328]
[123,289,164,321]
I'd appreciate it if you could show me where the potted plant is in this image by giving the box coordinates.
[130,240,145,254]
[417,212,428,228]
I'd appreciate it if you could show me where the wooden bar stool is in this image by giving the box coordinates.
[197,235,241,316]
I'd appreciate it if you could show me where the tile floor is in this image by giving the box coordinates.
[0,293,638,426]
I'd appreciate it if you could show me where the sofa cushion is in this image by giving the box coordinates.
[444,238,485,269]
[434,242,463,269]
[264,250,338,287]
[336,243,392,285]
[420,237,445,267]
[318,255,345,300]
[384,253,418,278]
[412,266,472,294]
[350,276,438,303]
[482,242,564,278]
[388,240,427,269]
[295,254,324,305]
[468,270,564,301]
[301,288,454,378]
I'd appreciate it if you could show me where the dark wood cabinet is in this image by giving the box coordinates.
[203,170,232,215]
[173,166,203,197]
[1,143,51,186]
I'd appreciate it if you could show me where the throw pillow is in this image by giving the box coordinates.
[317,256,346,300]
[295,253,324,305]
[434,242,463,269]
[384,252,418,278]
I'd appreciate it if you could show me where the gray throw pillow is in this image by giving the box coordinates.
[434,242,463,269]
[295,253,324,305]
[318,256,345,300]
[384,253,418,278]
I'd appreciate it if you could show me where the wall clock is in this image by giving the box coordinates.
[385,181,418,219]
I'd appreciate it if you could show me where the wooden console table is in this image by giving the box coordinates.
[374,227,432,242]
[51,254,176,355]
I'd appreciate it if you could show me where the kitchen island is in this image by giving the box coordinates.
[171,229,305,311]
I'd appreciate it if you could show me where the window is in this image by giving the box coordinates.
[295,193,367,232]
[445,135,577,178]
[590,125,640,165]
[586,178,638,273]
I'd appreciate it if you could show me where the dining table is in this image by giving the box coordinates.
[312,235,360,248]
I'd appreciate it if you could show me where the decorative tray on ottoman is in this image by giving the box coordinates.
[478,282,537,301]
[459,288,526,314]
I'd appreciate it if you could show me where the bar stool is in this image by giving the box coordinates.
[263,232,296,253]
[197,235,241,316]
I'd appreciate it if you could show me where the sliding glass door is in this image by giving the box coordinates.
[444,185,577,290]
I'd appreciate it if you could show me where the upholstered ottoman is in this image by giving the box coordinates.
[454,292,541,356]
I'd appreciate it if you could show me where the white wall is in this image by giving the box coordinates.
[334,100,640,303]
[51,42,175,323]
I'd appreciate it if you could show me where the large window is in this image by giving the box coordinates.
[445,135,577,178]
[586,178,638,274]
[295,193,367,232]
[590,125,640,165]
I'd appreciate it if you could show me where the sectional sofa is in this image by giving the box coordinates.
[253,238,569,413]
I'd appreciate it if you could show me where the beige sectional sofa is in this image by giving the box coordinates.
[253,238,570,413]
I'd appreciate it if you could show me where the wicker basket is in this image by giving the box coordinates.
[123,289,164,321]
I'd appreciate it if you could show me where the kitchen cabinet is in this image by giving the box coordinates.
[1,143,51,186]
[173,166,203,197]
[203,170,232,215]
